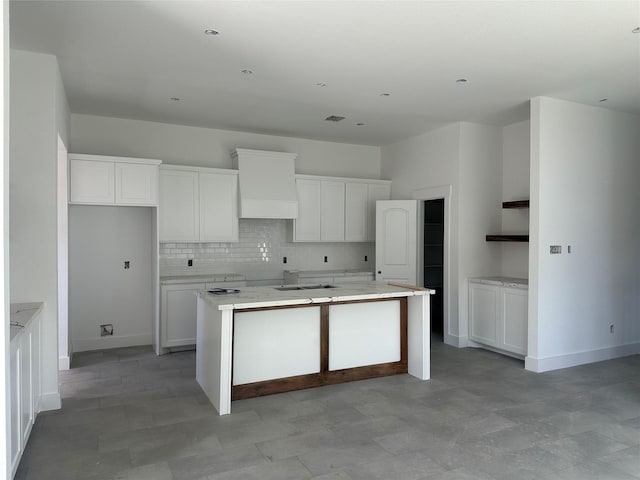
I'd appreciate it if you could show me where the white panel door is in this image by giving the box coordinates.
[375,200,418,284]
[69,159,115,204]
[469,282,499,347]
[161,283,205,347]
[293,179,321,241]
[199,172,239,242]
[345,182,369,242]
[501,287,528,355]
[159,169,199,242]
[321,180,345,241]
[367,183,391,241]
[115,162,158,206]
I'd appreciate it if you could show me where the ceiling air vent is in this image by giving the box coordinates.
[325,115,346,122]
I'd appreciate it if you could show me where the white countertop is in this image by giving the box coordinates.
[468,276,528,288]
[161,273,246,285]
[199,281,434,311]
[285,269,374,277]
[10,302,43,341]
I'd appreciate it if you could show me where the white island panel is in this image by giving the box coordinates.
[233,307,321,385]
[329,301,400,370]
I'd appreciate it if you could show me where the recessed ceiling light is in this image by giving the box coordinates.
[599,98,608,103]
[356,123,365,126]
[316,82,327,87]
[241,69,253,75]
[455,78,468,83]
[632,27,640,33]
[170,97,180,101]
[379,93,391,97]
[204,29,219,36]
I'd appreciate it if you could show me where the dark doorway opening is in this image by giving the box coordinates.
[423,199,444,336]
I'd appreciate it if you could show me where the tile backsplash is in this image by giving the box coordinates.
[160,219,374,284]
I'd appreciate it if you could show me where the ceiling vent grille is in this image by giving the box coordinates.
[324,115,346,122]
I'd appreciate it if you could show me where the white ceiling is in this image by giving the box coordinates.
[9,1,640,146]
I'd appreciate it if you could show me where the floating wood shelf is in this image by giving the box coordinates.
[502,200,530,209]
[486,234,529,242]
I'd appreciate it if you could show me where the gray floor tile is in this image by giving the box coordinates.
[16,343,640,480]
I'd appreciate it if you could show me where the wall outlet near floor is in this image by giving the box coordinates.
[324,256,328,263]
[124,260,130,269]
[610,324,614,334]
[550,245,562,254]
[100,324,114,336]
[188,259,193,267]
[283,256,287,264]
[364,255,368,262]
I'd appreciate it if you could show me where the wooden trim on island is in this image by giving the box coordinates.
[231,297,408,401]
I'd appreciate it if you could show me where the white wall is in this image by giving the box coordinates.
[381,123,460,345]
[10,50,69,410]
[381,122,503,346]
[70,114,381,179]
[69,206,154,352]
[1,2,10,476]
[527,97,640,372]
[501,120,530,278]
[457,122,503,341]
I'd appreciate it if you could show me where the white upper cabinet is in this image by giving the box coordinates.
[159,165,239,243]
[69,154,161,206]
[159,169,200,242]
[294,179,321,241]
[345,182,369,242]
[199,172,239,242]
[115,162,158,206]
[69,158,115,204]
[294,175,391,242]
[320,181,345,241]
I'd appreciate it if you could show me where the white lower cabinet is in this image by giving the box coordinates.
[469,279,527,356]
[161,280,246,348]
[10,308,42,478]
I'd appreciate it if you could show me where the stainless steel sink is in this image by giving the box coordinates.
[273,284,337,291]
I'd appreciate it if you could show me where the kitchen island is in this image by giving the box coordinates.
[196,282,433,415]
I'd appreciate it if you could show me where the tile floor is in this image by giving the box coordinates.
[15,341,640,480]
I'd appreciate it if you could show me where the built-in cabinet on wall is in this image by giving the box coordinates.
[69,153,161,206]
[469,278,528,356]
[10,304,43,478]
[293,175,391,242]
[160,279,246,349]
[159,165,239,243]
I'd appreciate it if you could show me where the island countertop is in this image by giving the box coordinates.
[199,281,434,311]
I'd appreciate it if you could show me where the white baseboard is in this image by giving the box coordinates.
[39,391,62,412]
[444,333,467,348]
[58,355,71,370]
[73,333,152,353]
[525,342,640,373]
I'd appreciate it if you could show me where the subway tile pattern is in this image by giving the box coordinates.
[160,219,374,282]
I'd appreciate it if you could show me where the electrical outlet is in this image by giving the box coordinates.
[550,245,562,254]
[188,259,193,267]
[283,256,287,264]
[610,324,614,334]
[100,324,114,336]
[124,260,130,269]
[324,256,328,263]
[568,245,572,254]
[364,255,368,262]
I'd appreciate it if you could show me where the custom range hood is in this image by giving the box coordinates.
[232,148,299,219]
